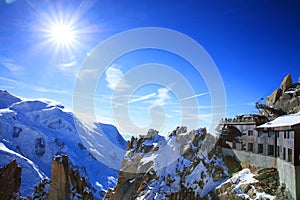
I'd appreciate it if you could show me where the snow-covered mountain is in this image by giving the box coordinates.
[104,127,242,199]
[0,90,126,198]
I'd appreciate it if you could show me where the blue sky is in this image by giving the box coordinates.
[0,0,299,137]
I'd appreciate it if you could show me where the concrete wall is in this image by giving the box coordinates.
[295,166,300,200]
[277,159,299,200]
[222,148,299,200]
[222,148,275,168]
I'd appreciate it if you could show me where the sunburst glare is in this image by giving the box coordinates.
[50,23,76,46]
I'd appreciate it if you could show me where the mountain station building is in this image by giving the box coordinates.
[218,113,300,199]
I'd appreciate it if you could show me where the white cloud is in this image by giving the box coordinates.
[181,92,209,101]
[151,88,170,107]
[105,66,129,90]
[77,68,98,81]
[129,92,156,104]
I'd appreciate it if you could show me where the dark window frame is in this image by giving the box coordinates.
[242,142,246,151]
[258,144,264,154]
[248,142,253,152]
[288,148,292,162]
[258,131,264,137]
[277,145,281,158]
[268,145,274,156]
[248,130,253,136]
[268,131,274,138]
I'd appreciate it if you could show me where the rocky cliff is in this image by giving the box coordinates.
[0,160,22,200]
[48,155,70,199]
[104,127,241,200]
[265,74,300,115]
[209,167,293,200]
[0,155,94,200]
[36,154,94,200]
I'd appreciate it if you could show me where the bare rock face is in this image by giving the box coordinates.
[0,156,93,200]
[48,155,94,200]
[48,155,70,200]
[266,89,282,107]
[68,168,94,200]
[265,74,300,115]
[280,74,293,92]
[0,160,22,200]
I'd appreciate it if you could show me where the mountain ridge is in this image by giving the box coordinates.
[0,90,126,198]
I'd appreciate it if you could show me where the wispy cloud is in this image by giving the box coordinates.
[1,60,25,76]
[32,86,67,94]
[129,92,156,103]
[0,76,66,94]
[105,65,130,91]
[57,61,77,68]
[181,92,209,101]
[0,76,18,84]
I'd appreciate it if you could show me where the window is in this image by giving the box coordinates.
[287,131,294,139]
[284,132,287,139]
[242,142,246,151]
[277,146,281,157]
[258,131,264,137]
[258,144,264,154]
[268,145,274,156]
[288,148,292,162]
[289,131,294,139]
[268,131,274,138]
[248,142,253,152]
[248,130,253,136]
[283,147,286,160]
[279,131,284,138]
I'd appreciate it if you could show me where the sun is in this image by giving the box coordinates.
[49,23,76,47]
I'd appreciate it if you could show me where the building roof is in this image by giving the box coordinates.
[257,112,300,128]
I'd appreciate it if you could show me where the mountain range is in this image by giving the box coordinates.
[0,90,126,198]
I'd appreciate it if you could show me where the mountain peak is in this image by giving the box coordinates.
[0,90,21,109]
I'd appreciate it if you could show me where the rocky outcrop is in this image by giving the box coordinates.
[104,127,241,200]
[32,178,52,199]
[208,167,293,200]
[0,156,94,200]
[280,74,293,92]
[48,155,94,200]
[0,160,22,200]
[266,89,282,106]
[48,155,70,200]
[265,74,300,116]
[276,183,294,200]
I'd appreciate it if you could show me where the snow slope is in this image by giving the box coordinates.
[0,90,126,198]
[0,142,45,195]
[216,168,275,200]
[0,90,21,109]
